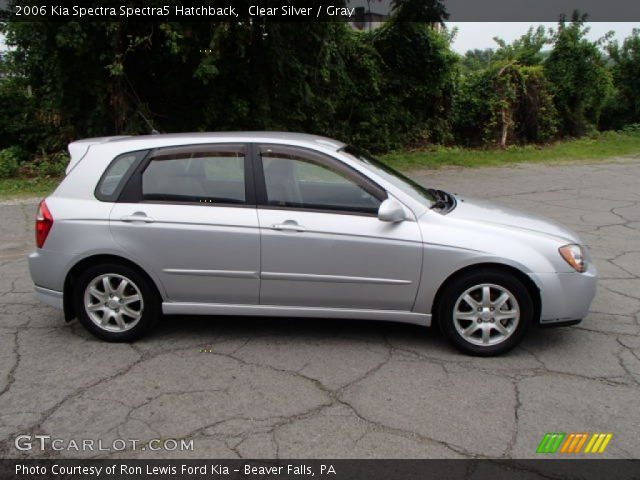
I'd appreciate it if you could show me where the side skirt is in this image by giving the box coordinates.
[162,302,431,327]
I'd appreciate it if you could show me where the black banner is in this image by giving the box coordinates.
[1,460,640,480]
[2,0,640,22]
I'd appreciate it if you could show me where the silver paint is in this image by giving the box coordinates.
[28,131,597,333]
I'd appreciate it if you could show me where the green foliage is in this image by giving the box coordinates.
[0,177,61,199]
[382,129,640,171]
[2,3,456,155]
[0,146,24,179]
[190,18,457,151]
[460,49,495,73]
[544,13,613,137]
[2,16,217,142]
[460,27,550,74]
[371,22,458,148]
[0,75,58,153]
[492,26,549,66]
[454,63,557,146]
[601,29,640,129]
[390,0,448,23]
[1,3,640,177]
[456,15,622,145]
[21,152,70,178]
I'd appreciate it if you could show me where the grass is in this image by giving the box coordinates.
[381,130,640,171]
[1,130,639,200]
[0,177,61,200]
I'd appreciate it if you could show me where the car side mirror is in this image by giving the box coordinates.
[378,198,406,223]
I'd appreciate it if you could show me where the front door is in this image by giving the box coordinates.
[110,143,260,304]
[255,144,423,311]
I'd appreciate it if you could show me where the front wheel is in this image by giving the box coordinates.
[74,263,161,342]
[437,270,533,356]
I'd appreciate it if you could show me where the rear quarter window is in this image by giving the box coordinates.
[95,150,148,202]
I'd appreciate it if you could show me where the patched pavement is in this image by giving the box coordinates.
[0,159,639,459]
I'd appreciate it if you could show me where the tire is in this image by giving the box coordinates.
[74,263,161,342]
[436,269,533,356]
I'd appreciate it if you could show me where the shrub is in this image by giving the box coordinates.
[544,14,613,137]
[454,63,558,147]
[0,146,25,179]
[18,152,69,179]
[372,22,457,148]
[601,29,640,130]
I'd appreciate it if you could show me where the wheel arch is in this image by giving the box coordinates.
[63,254,163,322]
[430,262,541,327]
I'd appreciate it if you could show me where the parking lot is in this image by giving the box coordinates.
[0,159,639,459]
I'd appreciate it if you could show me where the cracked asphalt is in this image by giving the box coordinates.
[1,159,639,460]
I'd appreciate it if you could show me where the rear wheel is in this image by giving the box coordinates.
[74,263,161,342]
[437,270,533,356]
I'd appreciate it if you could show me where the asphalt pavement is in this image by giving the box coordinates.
[0,158,639,459]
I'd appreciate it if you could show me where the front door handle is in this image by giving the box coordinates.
[271,221,306,232]
[120,213,155,223]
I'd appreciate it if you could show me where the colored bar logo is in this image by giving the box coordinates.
[537,433,613,454]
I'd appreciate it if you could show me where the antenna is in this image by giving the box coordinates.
[137,110,160,135]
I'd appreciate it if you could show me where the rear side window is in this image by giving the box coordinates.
[141,145,247,205]
[95,151,147,202]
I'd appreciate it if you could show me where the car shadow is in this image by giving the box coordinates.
[153,313,442,343]
[68,311,576,359]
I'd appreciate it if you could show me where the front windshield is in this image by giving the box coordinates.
[340,146,436,205]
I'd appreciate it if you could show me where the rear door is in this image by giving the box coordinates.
[109,144,260,304]
[254,144,423,311]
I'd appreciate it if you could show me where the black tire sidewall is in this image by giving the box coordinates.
[74,263,160,342]
[438,270,533,356]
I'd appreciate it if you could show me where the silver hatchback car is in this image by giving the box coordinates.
[29,132,597,355]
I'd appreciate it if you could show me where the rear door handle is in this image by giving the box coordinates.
[271,221,306,232]
[120,213,155,223]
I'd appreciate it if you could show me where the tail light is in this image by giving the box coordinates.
[35,200,54,248]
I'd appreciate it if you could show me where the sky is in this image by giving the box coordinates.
[448,22,638,53]
[0,23,637,54]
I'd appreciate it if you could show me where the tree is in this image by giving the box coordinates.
[390,0,448,24]
[460,49,494,72]
[455,25,557,146]
[454,63,557,147]
[372,20,458,146]
[493,26,549,66]
[544,13,613,136]
[2,18,216,146]
[602,29,640,129]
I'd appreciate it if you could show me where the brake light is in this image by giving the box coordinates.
[35,200,53,248]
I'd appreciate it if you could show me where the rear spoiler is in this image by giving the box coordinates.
[66,136,132,174]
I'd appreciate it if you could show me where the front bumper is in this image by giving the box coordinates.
[530,263,598,325]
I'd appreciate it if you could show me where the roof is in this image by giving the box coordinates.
[105,131,345,149]
[66,132,347,174]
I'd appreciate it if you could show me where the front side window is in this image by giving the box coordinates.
[259,146,384,215]
[142,145,246,205]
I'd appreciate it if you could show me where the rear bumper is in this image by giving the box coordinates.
[530,263,598,325]
[29,249,75,312]
[34,285,63,310]
[28,250,73,292]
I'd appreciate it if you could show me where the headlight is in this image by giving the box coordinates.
[559,244,587,272]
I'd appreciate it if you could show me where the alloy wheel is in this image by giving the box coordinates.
[452,283,520,346]
[83,273,144,332]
